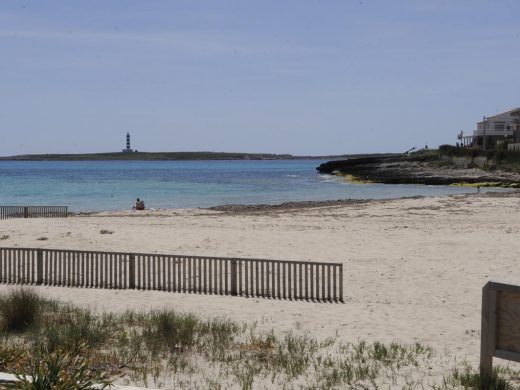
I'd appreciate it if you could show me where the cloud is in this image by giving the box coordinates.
[0,27,321,58]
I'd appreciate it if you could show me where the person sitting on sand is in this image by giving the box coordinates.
[133,198,145,210]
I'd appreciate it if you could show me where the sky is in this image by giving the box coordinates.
[0,1,520,156]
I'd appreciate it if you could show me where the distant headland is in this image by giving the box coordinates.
[0,151,293,161]
[0,151,396,161]
[0,132,397,161]
[0,131,396,161]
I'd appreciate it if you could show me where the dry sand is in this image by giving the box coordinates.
[1,191,519,384]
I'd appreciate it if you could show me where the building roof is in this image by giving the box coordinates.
[477,107,520,123]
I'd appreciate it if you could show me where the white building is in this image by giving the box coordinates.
[461,107,520,150]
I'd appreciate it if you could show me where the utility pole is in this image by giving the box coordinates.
[482,116,487,151]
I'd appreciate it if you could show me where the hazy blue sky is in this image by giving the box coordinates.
[1,1,519,155]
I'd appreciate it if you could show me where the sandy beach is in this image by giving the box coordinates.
[1,191,519,386]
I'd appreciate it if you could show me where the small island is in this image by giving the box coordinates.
[0,151,299,161]
[0,132,295,161]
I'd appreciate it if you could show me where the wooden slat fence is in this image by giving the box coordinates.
[0,248,343,303]
[480,281,520,387]
[0,206,68,220]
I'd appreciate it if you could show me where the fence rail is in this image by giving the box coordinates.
[0,248,343,303]
[0,206,68,220]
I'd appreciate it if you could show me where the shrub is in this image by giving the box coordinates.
[143,310,199,353]
[0,288,43,332]
[438,144,456,155]
[10,343,112,390]
[439,144,481,158]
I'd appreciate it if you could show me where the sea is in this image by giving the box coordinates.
[0,160,502,212]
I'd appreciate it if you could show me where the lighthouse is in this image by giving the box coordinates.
[122,132,134,153]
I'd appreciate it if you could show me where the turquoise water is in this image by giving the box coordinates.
[0,160,496,211]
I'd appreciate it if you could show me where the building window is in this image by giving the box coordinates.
[495,122,505,130]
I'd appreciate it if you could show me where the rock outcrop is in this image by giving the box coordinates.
[317,155,520,186]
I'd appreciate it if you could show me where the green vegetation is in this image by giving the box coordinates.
[341,173,375,184]
[0,288,46,332]
[8,344,111,390]
[436,364,518,390]
[491,151,520,173]
[438,144,520,174]
[438,144,486,158]
[0,288,517,388]
[449,181,504,188]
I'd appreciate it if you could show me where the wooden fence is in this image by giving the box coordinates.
[0,206,68,220]
[0,248,343,302]
[480,281,520,388]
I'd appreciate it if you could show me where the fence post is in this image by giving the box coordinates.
[129,254,136,289]
[23,207,29,218]
[230,260,237,296]
[480,282,496,389]
[36,249,43,285]
[339,264,344,303]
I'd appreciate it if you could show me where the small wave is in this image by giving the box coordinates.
[318,174,340,182]
[285,174,300,178]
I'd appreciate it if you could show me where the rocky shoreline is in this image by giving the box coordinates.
[317,155,520,186]
[206,198,378,213]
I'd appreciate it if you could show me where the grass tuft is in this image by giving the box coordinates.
[439,366,514,390]
[10,343,112,390]
[0,288,44,332]
[0,288,517,389]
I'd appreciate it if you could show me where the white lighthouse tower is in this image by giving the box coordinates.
[122,132,134,153]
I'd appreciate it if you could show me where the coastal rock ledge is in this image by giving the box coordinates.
[317,155,520,186]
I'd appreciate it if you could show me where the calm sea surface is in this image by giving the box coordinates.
[0,160,499,211]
